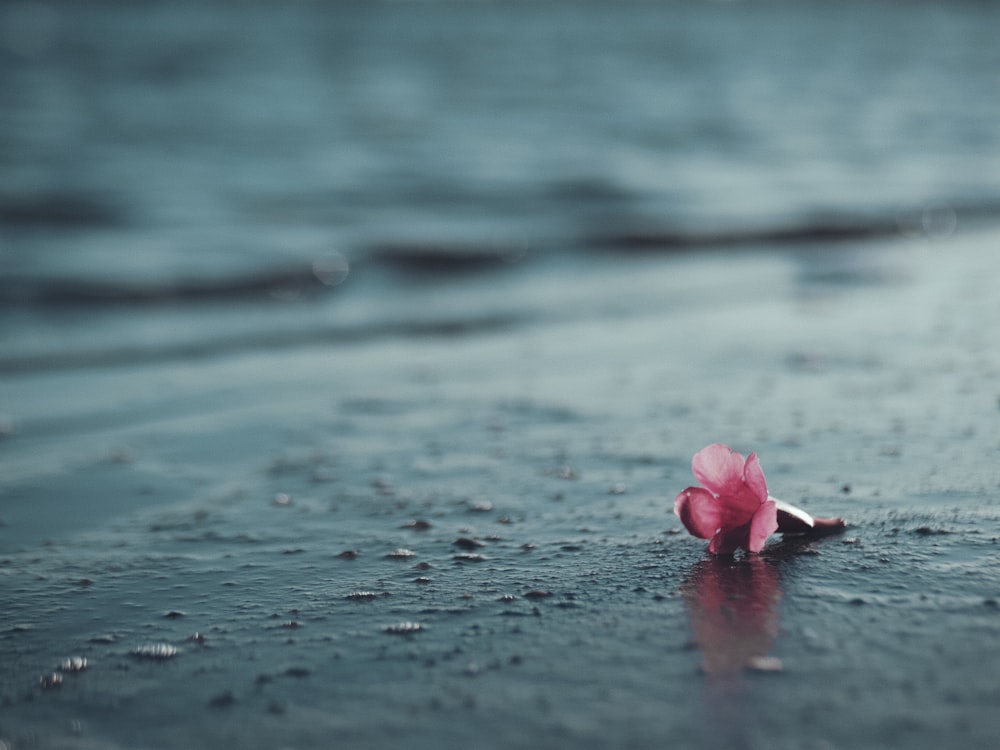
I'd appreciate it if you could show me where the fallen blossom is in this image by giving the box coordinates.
[674,443,844,555]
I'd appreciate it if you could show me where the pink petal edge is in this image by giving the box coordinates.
[691,443,746,498]
[747,499,778,553]
[674,486,722,540]
[743,452,769,504]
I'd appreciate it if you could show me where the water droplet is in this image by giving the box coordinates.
[746,656,783,673]
[403,519,433,531]
[312,253,350,287]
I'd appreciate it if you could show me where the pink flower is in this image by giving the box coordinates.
[674,443,845,555]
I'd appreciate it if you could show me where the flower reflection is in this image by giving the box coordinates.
[681,556,782,678]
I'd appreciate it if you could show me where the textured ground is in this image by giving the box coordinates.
[3,229,1000,749]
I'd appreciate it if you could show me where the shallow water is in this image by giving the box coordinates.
[3,1,1000,748]
[3,0,1000,366]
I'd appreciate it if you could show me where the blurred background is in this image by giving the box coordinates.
[2,0,1000,374]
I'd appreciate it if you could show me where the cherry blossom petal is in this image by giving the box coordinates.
[743,453,769,504]
[708,522,752,555]
[691,443,746,498]
[747,499,778,552]
[674,487,724,540]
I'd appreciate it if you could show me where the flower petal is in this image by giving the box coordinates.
[773,497,815,533]
[743,453,769,504]
[747,499,778,552]
[773,498,846,535]
[692,443,747,497]
[674,486,724,540]
[708,522,752,555]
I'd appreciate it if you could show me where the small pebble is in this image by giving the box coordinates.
[131,643,180,660]
[59,657,88,673]
[345,591,378,601]
[39,672,63,689]
[383,622,424,635]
